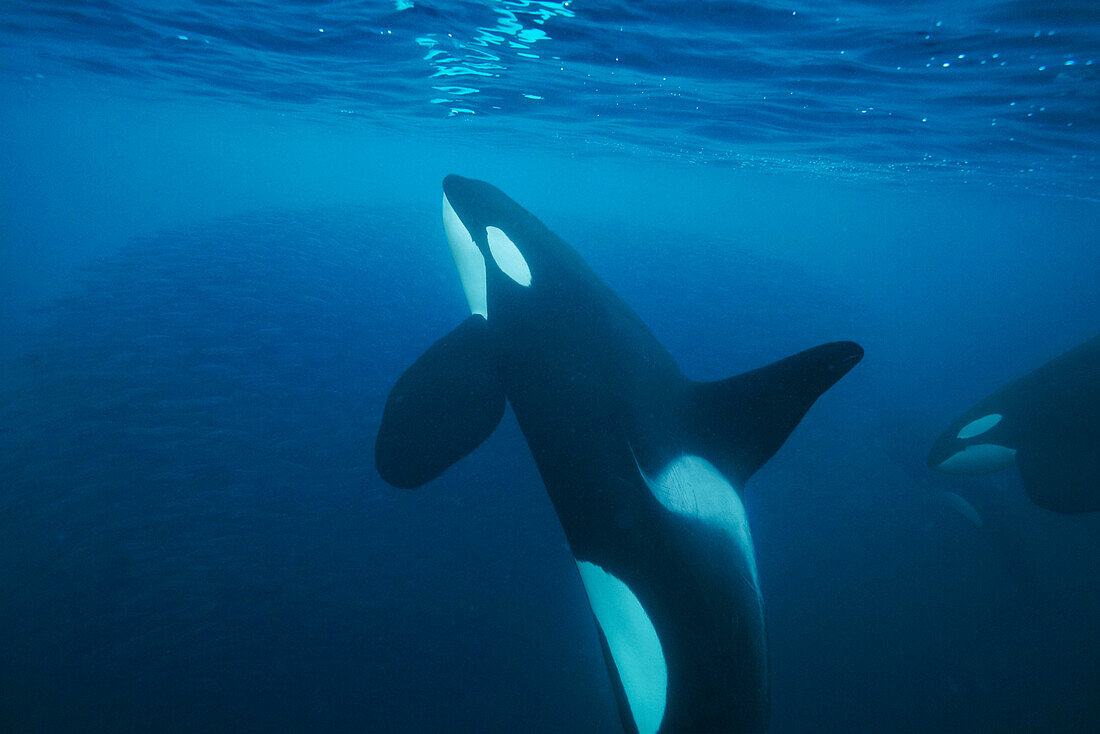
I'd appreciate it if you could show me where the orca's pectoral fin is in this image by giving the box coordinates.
[1017,444,1100,514]
[691,341,863,484]
[375,315,505,488]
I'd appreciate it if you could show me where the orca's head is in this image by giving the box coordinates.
[441,175,568,319]
[927,410,1017,475]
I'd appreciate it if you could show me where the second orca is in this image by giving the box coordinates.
[928,333,1100,513]
[376,175,864,733]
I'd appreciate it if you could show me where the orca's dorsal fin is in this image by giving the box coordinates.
[375,315,505,488]
[690,341,863,486]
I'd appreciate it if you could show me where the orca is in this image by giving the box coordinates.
[376,175,864,733]
[928,333,1100,514]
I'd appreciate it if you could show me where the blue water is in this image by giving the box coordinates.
[1,1,1098,732]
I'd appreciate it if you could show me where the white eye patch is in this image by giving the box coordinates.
[957,413,1002,439]
[486,226,532,287]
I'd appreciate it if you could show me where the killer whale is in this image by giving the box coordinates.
[376,175,864,733]
[928,333,1100,513]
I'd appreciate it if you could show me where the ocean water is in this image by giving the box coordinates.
[1,1,1098,732]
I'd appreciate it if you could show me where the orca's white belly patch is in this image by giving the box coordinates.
[576,561,667,734]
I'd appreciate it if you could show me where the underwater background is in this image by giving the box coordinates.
[1,1,1098,732]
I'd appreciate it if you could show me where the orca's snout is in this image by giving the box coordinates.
[441,173,469,199]
[926,436,952,470]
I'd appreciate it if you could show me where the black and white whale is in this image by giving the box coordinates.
[375,175,864,733]
[928,333,1100,514]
